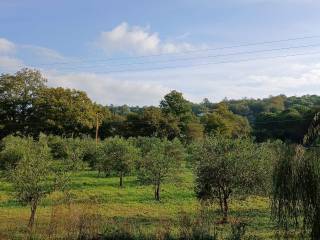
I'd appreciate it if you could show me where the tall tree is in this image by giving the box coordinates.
[201,103,251,138]
[33,87,96,136]
[160,90,192,118]
[0,68,47,138]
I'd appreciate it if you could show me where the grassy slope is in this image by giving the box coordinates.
[0,167,276,239]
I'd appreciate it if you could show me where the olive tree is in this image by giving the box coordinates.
[0,135,26,169]
[63,137,87,170]
[193,135,274,222]
[97,137,139,187]
[137,138,185,201]
[2,136,61,229]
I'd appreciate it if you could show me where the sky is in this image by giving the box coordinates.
[1,0,320,106]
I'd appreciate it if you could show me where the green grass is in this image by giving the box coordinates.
[0,167,279,239]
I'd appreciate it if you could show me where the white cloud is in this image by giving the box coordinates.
[21,45,66,61]
[0,37,68,74]
[0,56,23,71]
[96,22,196,55]
[248,63,320,91]
[45,71,170,106]
[0,38,15,54]
[0,38,21,72]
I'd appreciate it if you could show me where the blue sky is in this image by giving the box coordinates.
[1,0,320,105]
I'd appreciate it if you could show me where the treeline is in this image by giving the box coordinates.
[1,68,319,143]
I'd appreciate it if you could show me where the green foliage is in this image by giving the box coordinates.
[3,135,62,228]
[160,90,192,117]
[97,137,139,186]
[304,111,320,145]
[201,103,251,138]
[63,137,87,170]
[271,145,320,239]
[137,138,185,200]
[33,87,97,136]
[0,68,47,138]
[254,108,315,143]
[0,135,27,169]
[193,135,275,221]
[46,135,68,160]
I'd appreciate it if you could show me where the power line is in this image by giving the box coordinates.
[23,35,320,67]
[85,51,320,74]
[52,43,320,71]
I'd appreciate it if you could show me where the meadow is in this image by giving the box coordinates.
[0,166,276,240]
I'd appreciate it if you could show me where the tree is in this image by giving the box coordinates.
[193,135,273,222]
[201,103,251,138]
[184,122,204,142]
[0,135,26,169]
[268,95,286,112]
[93,104,111,144]
[63,137,87,170]
[160,90,192,117]
[304,111,320,145]
[270,113,320,239]
[33,87,96,137]
[97,137,139,186]
[137,138,185,200]
[0,68,47,138]
[271,144,320,239]
[3,135,61,229]
[255,108,315,143]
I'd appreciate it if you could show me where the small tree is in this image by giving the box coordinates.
[3,136,60,229]
[63,137,86,170]
[97,137,139,187]
[0,135,26,169]
[193,135,274,222]
[137,138,185,200]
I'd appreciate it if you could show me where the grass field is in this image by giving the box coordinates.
[0,166,278,239]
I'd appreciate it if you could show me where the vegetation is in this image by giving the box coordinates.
[1,68,320,239]
[193,135,275,222]
[136,138,185,200]
[96,137,139,187]
[2,135,65,230]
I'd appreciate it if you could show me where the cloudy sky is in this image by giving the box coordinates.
[1,0,320,105]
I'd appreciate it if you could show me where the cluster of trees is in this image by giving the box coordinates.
[0,134,187,229]
[5,68,320,144]
[0,133,280,230]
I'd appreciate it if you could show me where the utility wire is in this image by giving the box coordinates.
[51,43,320,71]
[84,51,320,74]
[23,35,320,67]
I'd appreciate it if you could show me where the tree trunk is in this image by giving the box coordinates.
[222,196,229,223]
[95,116,99,145]
[28,199,38,230]
[120,172,123,187]
[218,188,223,214]
[154,183,160,201]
